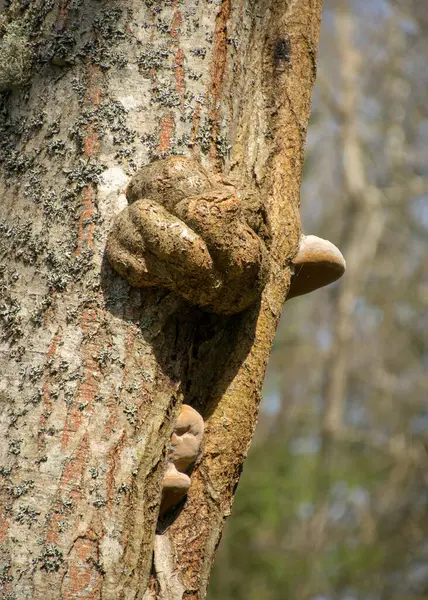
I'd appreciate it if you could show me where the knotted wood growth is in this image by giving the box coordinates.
[106,156,271,314]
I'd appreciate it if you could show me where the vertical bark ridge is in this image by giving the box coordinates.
[208,0,231,165]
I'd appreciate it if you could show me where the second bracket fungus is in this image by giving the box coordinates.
[160,405,204,516]
[287,235,346,300]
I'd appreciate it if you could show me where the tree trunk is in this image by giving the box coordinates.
[0,1,321,598]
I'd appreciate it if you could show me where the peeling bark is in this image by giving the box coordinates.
[0,0,322,598]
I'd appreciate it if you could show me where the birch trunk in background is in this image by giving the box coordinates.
[0,0,321,598]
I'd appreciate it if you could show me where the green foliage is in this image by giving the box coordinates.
[209,433,428,600]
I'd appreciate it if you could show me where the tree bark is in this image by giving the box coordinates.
[0,0,321,598]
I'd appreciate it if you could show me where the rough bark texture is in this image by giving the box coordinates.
[0,0,321,598]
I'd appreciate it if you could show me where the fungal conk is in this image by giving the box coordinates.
[106,156,270,314]
[160,405,204,516]
[287,235,346,300]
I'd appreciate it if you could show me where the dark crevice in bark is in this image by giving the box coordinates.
[100,249,258,423]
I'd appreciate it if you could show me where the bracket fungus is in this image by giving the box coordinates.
[287,235,346,300]
[106,156,270,314]
[160,405,204,516]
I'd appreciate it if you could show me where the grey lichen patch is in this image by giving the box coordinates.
[0,22,33,90]
[69,99,136,157]
[106,156,271,314]
[43,30,77,67]
[152,81,181,108]
[38,543,65,572]
[46,139,68,157]
[0,0,73,92]
[0,295,23,343]
[28,365,45,382]
[96,348,112,369]
[29,389,42,406]
[45,116,61,138]
[145,0,175,11]
[216,129,232,161]
[0,211,95,345]
[0,144,37,179]
[8,406,28,428]
[7,480,35,499]
[0,217,46,264]
[64,158,105,192]
[137,43,171,72]
[24,109,47,135]
[0,562,13,586]
[92,498,107,509]
[169,133,192,157]
[69,0,84,9]
[189,47,207,59]
[70,76,87,106]
[140,133,158,161]
[123,401,138,426]
[14,504,41,527]
[82,7,127,70]
[8,439,23,456]
[195,117,213,154]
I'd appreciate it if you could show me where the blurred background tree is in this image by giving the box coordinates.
[208,0,428,599]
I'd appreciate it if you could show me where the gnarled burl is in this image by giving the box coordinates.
[106,156,271,314]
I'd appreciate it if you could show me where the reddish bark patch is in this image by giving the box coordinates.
[60,435,90,495]
[210,0,231,105]
[123,326,137,378]
[158,113,176,153]
[75,64,103,256]
[106,429,127,510]
[170,8,182,38]
[0,514,9,544]
[62,308,104,449]
[46,512,62,544]
[62,537,102,599]
[47,436,90,544]
[61,406,84,449]
[209,0,231,160]
[190,103,201,150]
[86,64,103,107]
[175,48,185,95]
[103,401,120,439]
[83,124,100,158]
[75,185,97,255]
